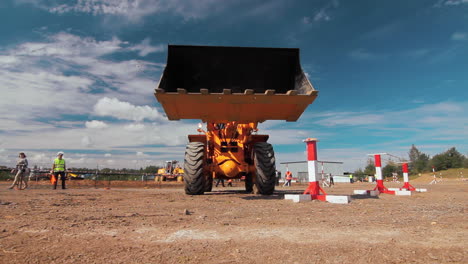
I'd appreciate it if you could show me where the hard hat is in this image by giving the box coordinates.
[57,151,64,156]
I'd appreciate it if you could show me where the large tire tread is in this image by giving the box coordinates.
[254,142,276,195]
[184,142,206,195]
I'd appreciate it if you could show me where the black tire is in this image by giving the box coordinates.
[204,174,213,192]
[254,142,276,195]
[184,142,206,195]
[245,174,253,193]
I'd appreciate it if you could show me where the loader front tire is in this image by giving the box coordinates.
[254,142,276,195]
[184,142,206,195]
[204,174,213,192]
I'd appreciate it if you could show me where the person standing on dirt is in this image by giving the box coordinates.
[349,174,354,184]
[329,173,334,186]
[51,151,67,190]
[283,170,293,187]
[8,152,29,189]
[215,178,225,187]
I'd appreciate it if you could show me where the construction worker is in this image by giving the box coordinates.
[329,173,334,186]
[8,152,29,189]
[283,170,292,187]
[215,178,225,187]
[349,174,354,184]
[51,151,67,189]
[227,179,233,187]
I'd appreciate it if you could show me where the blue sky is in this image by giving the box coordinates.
[0,0,466,171]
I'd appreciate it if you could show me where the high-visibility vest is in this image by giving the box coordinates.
[286,171,292,180]
[54,158,66,172]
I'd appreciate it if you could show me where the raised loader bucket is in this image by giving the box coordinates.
[155,45,318,122]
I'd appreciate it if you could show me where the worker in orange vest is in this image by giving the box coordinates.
[283,170,293,187]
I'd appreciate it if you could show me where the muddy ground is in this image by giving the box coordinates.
[0,179,466,264]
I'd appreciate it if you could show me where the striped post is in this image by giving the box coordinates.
[401,162,415,191]
[373,154,394,194]
[303,138,327,200]
[285,138,350,203]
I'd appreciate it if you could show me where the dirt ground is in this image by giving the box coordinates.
[1,178,466,264]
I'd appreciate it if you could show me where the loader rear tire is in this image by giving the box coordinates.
[184,142,206,195]
[254,142,276,195]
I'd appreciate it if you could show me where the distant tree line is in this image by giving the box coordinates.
[354,145,467,178]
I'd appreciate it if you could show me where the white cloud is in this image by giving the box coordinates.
[129,38,165,56]
[124,123,146,131]
[104,153,112,157]
[0,32,164,124]
[136,151,144,156]
[93,97,163,121]
[22,0,243,22]
[314,9,331,22]
[451,32,467,40]
[85,120,109,129]
[444,0,468,5]
[81,136,93,147]
[317,114,384,127]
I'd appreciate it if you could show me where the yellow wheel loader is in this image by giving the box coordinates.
[154,45,318,195]
[155,160,184,181]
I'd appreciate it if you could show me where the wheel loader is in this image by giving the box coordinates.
[155,160,184,181]
[154,45,318,195]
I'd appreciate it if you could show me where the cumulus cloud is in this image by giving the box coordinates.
[85,120,109,129]
[0,32,163,126]
[93,97,163,121]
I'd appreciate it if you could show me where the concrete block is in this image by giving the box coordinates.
[325,195,350,204]
[415,188,427,192]
[395,190,412,196]
[388,188,400,191]
[284,194,311,203]
[369,190,379,196]
[353,190,368,195]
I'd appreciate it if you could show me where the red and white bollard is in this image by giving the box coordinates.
[354,153,411,196]
[302,138,327,200]
[401,163,415,191]
[373,154,394,194]
[284,138,350,204]
[394,162,427,192]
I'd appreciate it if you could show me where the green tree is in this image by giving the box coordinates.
[143,166,160,173]
[431,147,465,170]
[364,158,375,175]
[408,145,430,174]
[382,161,398,178]
[353,168,365,181]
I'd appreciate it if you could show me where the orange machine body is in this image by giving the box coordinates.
[188,122,269,180]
